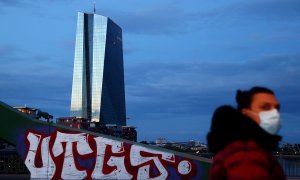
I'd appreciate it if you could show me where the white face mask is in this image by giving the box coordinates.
[258,109,281,135]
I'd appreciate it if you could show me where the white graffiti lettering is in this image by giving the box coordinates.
[92,137,132,179]
[130,145,175,179]
[25,132,56,179]
[52,132,92,179]
[23,130,195,179]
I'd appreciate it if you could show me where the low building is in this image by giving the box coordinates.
[56,117,137,142]
[13,107,39,119]
[56,117,89,129]
[13,106,53,121]
[121,126,137,142]
[156,138,167,146]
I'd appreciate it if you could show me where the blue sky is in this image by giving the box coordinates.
[0,0,299,143]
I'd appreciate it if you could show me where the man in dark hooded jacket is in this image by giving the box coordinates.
[207,87,285,180]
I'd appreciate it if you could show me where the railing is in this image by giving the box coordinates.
[0,150,29,174]
[276,155,300,178]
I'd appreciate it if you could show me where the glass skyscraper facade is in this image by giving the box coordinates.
[70,12,126,126]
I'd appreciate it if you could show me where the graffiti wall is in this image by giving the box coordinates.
[0,102,211,180]
[19,129,208,179]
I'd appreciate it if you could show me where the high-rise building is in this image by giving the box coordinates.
[70,12,126,126]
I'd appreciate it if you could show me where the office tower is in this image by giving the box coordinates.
[70,12,126,126]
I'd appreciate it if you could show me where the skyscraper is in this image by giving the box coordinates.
[70,12,126,126]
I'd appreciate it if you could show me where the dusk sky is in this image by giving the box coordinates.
[0,0,299,143]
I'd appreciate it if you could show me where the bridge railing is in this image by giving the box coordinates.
[276,155,300,178]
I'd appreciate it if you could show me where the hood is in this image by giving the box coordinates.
[207,105,282,154]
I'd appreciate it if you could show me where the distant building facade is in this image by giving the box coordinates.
[70,12,126,126]
[156,138,167,145]
[56,117,89,129]
[13,107,39,119]
[13,107,53,121]
[56,117,137,142]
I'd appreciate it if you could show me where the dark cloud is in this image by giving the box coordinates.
[0,0,25,6]
[0,0,37,10]
[107,5,191,36]
[107,5,190,35]
[0,68,72,118]
[235,0,300,21]
[0,43,72,118]
[193,0,300,24]
[0,63,72,115]
[0,44,20,60]
[0,0,74,6]
[126,55,300,99]
[102,0,300,36]
[125,55,300,141]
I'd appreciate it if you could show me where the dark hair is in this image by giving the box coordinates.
[236,86,274,110]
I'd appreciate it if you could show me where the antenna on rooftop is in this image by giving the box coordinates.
[93,0,96,14]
